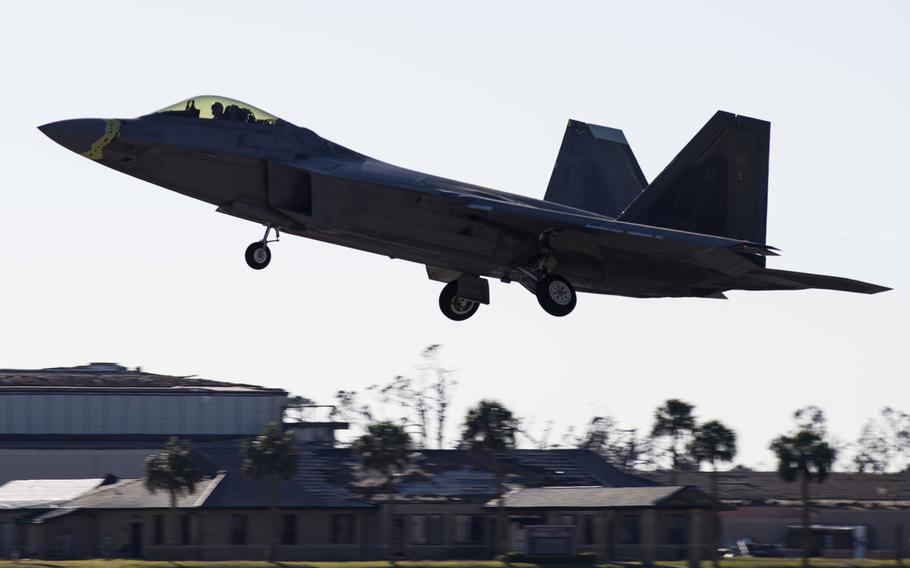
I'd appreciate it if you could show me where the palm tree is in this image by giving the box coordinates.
[144,437,201,561]
[691,420,737,567]
[651,399,696,484]
[461,400,518,555]
[770,428,836,568]
[241,422,299,563]
[352,420,413,560]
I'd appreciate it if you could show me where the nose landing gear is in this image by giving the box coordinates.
[245,226,279,270]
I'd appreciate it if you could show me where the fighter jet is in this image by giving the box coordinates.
[39,96,888,320]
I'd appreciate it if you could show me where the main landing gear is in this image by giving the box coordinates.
[435,271,577,321]
[245,226,279,270]
[535,274,577,317]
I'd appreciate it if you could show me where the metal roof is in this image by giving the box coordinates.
[494,485,715,509]
[0,478,106,508]
[41,474,224,512]
[0,362,285,394]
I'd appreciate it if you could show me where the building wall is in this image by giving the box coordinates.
[29,508,374,560]
[0,393,284,436]
[720,505,910,556]
[12,505,720,562]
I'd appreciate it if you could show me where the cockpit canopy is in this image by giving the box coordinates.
[152,95,278,125]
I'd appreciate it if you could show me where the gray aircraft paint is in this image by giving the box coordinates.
[38,96,888,318]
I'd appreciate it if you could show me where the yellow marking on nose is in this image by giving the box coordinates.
[81,119,121,161]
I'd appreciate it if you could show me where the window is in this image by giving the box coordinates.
[331,514,355,544]
[282,514,297,545]
[455,515,486,544]
[561,514,578,527]
[620,514,640,545]
[582,515,595,545]
[230,514,248,545]
[153,515,164,546]
[411,515,443,545]
[180,514,191,545]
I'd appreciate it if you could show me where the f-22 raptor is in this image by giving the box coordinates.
[40,96,888,320]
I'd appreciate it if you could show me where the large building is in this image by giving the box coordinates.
[0,362,287,437]
[0,362,341,484]
[1,448,720,563]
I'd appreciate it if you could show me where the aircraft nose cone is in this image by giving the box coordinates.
[38,119,107,154]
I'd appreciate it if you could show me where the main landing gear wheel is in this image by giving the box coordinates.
[245,242,271,270]
[439,281,480,321]
[536,274,576,317]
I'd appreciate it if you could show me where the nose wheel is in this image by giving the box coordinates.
[536,274,576,317]
[439,281,480,321]
[245,242,271,269]
[245,226,278,270]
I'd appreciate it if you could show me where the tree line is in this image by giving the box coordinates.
[323,346,910,474]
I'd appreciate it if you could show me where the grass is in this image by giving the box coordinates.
[0,560,902,568]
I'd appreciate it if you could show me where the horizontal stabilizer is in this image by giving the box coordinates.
[619,111,770,250]
[544,119,647,218]
[752,268,890,294]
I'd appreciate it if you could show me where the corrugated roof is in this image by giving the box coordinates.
[53,475,223,510]
[496,486,687,509]
[0,363,284,393]
[0,478,105,508]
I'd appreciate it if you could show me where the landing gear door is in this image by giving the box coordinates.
[267,161,312,219]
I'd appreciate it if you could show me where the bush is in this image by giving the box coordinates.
[497,551,598,564]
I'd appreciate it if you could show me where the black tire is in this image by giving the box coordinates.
[245,242,271,270]
[438,281,480,321]
[536,274,577,317]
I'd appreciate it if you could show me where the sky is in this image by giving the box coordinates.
[1,1,907,470]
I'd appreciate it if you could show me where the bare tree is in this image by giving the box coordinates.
[564,416,653,469]
[373,345,457,449]
[520,417,557,449]
[422,345,457,449]
[853,407,910,472]
[332,389,375,427]
[378,375,431,447]
[853,421,891,473]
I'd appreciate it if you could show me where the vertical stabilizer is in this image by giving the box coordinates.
[619,111,770,246]
[544,119,647,218]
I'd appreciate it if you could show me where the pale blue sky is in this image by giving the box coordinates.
[1,1,907,468]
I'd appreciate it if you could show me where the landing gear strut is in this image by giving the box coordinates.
[438,281,480,321]
[245,226,279,270]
